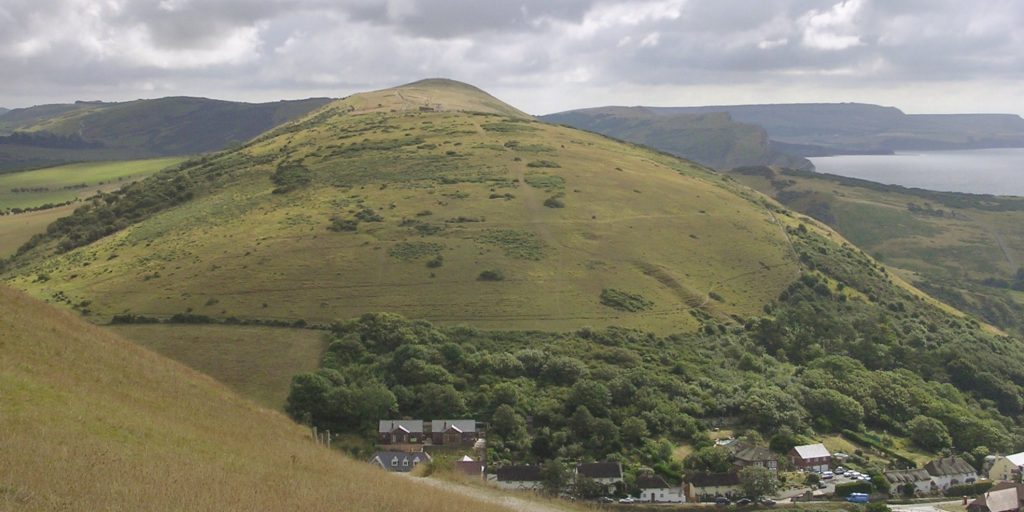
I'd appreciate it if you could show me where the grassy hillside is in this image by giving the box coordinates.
[727,166,1024,333]
[110,323,327,410]
[3,79,802,334]
[542,107,812,170]
[0,284,546,511]
[0,97,331,172]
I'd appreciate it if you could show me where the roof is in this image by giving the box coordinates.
[734,446,776,462]
[577,462,623,480]
[378,419,423,434]
[430,419,477,433]
[977,486,1023,512]
[686,472,741,487]
[925,456,977,477]
[792,443,831,460]
[637,475,672,489]
[495,465,543,482]
[1005,452,1024,467]
[885,469,932,485]
[368,451,431,472]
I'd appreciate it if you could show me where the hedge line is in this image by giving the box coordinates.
[842,430,918,469]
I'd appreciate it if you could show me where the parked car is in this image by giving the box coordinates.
[835,467,846,475]
[715,497,732,506]
[821,471,834,479]
[760,499,777,507]
[597,497,615,503]
[618,497,636,504]
[846,493,869,504]
[736,498,753,506]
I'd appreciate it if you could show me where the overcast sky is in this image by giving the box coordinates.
[1,0,1021,115]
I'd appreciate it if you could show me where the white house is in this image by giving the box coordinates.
[490,465,543,491]
[576,462,624,493]
[884,468,934,496]
[988,452,1024,482]
[368,451,430,473]
[925,456,978,490]
[637,475,685,503]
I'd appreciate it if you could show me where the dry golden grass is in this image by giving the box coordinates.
[0,285,543,511]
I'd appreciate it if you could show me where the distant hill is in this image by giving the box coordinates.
[0,284,523,511]
[541,107,812,170]
[0,97,332,172]
[650,103,1024,155]
[0,107,8,116]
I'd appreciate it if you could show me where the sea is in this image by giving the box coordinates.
[807,148,1024,197]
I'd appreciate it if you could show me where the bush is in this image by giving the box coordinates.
[526,160,561,168]
[478,269,505,281]
[543,196,565,208]
[835,481,874,497]
[600,288,653,312]
[943,481,992,498]
[328,217,359,232]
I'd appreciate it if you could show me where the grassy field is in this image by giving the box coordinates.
[728,167,1024,333]
[0,157,184,210]
[0,202,74,257]
[109,324,327,410]
[5,80,802,334]
[0,284,549,511]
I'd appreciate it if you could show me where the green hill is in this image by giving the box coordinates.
[5,80,1024,471]
[0,284,544,511]
[2,78,805,334]
[541,107,812,170]
[0,97,332,172]
[727,166,1024,334]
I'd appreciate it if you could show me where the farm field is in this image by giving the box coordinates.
[109,323,328,410]
[0,203,74,257]
[0,157,184,211]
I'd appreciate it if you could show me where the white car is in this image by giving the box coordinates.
[619,497,636,504]
[822,471,835,479]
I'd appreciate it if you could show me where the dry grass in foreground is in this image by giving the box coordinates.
[0,285,541,511]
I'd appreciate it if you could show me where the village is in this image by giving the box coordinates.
[368,418,1024,509]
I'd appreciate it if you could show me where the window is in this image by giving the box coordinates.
[391,457,398,467]
[402,459,409,467]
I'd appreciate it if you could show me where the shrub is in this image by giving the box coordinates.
[543,196,565,208]
[835,481,873,497]
[271,162,312,193]
[600,289,653,312]
[526,160,561,168]
[478,269,505,281]
[944,481,993,498]
[328,217,358,232]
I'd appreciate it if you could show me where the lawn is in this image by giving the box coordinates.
[108,323,328,410]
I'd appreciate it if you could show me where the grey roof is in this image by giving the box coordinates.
[885,469,932,485]
[577,462,623,480]
[734,446,775,462]
[637,475,672,489]
[369,451,431,472]
[925,456,977,477]
[378,419,423,434]
[431,419,477,433]
[496,465,543,482]
[974,486,1023,512]
[792,443,831,459]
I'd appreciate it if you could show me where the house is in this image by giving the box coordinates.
[968,482,1024,512]
[989,453,1024,482]
[925,456,978,490]
[576,462,624,492]
[789,443,831,472]
[490,465,544,491]
[429,419,479,446]
[454,455,484,479]
[378,419,424,445]
[884,468,934,496]
[684,472,742,502]
[369,451,430,473]
[733,446,779,472]
[637,475,685,503]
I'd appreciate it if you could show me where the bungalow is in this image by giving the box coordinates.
[790,443,831,472]
[884,468,934,496]
[577,462,624,494]
[684,472,742,502]
[378,419,424,445]
[637,475,685,503]
[369,451,430,473]
[989,453,1024,483]
[429,419,479,446]
[968,482,1024,512]
[491,465,544,491]
[734,446,780,472]
[925,456,978,490]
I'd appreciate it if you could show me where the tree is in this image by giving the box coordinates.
[491,404,528,449]
[908,415,952,451]
[540,459,570,496]
[804,388,864,430]
[683,446,734,473]
[622,417,650,444]
[739,465,779,500]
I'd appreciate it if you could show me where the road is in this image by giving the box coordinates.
[891,500,964,512]
[405,474,574,512]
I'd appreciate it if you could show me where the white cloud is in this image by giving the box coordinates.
[799,0,865,51]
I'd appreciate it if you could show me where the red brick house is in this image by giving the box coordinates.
[789,443,831,472]
[378,420,424,445]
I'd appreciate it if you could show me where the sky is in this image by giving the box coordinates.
[0,0,1022,115]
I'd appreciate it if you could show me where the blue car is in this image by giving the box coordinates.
[846,493,869,504]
